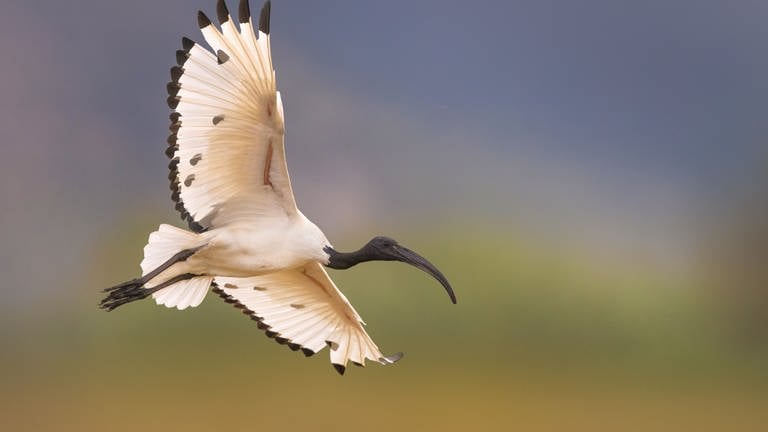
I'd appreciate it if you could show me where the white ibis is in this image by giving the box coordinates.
[101,0,456,375]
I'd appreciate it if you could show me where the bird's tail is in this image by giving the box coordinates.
[100,224,212,311]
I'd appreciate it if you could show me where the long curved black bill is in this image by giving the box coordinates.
[393,245,457,304]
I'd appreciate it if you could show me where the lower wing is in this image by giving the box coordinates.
[213,262,402,374]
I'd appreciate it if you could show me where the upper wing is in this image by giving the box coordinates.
[166,0,296,232]
[213,262,403,374]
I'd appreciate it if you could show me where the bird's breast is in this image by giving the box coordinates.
[197,216,330,277]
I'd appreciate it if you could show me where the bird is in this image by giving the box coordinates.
[100,0,456,375]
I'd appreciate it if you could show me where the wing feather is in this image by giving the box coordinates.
[213,262,401,372]
[167,1,294,232]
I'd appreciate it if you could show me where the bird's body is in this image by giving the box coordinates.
[196,211,330,276]
[102,0,455,375]
[139,213,327,284]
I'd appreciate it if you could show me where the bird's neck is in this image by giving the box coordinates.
[324,246,375,270]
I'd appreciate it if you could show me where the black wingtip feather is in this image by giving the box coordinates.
[165,145,177,159]
[259,1,271,34]
[181,37,195,51]
[198,10,211,28]
[166,82,180,97]
[175,50,189,66]
[217,0,230,23]
[167,96,180,109]
[333,364,346,376]
[238,0,251,23]
[170,66,184,81]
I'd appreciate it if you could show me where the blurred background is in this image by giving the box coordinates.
[1,0,767,430]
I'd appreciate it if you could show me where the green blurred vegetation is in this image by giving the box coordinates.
[2,216,767,431]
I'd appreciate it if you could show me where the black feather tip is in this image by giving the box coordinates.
[170,66,184,82]
[181,37,195,51]
[238,0,251,23]
[198,10,212,28]
[217,0,230,23]
[332,364,346,376]
[175,50,189,66]
[166,82,180,98]
[259,1,271,34]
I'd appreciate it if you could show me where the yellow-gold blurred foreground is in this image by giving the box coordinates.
[1,226,766,431]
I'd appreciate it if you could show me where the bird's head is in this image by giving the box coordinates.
[363,236,400,256]
[325,236,456,304]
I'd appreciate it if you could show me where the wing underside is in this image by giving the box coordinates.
[166,0,295,232]
[213,262,402,374]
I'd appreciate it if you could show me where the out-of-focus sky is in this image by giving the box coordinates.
[1,0,766,308]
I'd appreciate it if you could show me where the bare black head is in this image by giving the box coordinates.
[324,236,456,304]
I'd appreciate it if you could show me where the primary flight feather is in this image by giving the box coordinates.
[102,0,456,375]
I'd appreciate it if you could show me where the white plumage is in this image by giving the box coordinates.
[102,0,454,376]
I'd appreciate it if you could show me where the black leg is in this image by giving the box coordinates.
[102,245,204,293]
[100,273,197,311]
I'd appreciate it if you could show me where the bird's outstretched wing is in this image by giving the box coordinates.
[213,262,403,374]
[167,0,295,232]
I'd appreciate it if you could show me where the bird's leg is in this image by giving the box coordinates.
[100,273,197,311]
[102,245,204,293]
[100,245,205,311]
